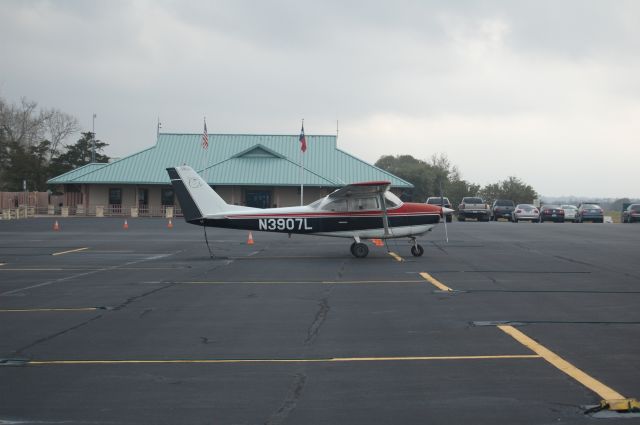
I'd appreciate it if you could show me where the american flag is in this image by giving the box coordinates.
[299,123,307,153]
[202,119,209,149]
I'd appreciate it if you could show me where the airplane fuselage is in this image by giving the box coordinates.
[190,203,440,239]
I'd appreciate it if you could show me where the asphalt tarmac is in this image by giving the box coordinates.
[1,217,639,424]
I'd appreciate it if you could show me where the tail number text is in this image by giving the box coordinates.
[258,218,313,231]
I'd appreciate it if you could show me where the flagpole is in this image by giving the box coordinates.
[300,119,304,206]
[201,116,207,179]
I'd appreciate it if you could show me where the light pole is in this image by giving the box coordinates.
[91,113,97,163]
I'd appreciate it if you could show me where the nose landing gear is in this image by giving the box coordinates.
[410,238,424,257]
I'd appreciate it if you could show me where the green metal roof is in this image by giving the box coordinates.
[47,162,108,184]
[48,134,413,188]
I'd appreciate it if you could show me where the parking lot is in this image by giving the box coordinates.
[1,218,639,424]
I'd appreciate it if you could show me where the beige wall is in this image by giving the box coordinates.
[84,184,371,211]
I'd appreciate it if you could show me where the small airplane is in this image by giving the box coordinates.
[167,165,453,258]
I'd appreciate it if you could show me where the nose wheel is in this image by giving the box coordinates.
[410,238,424,257]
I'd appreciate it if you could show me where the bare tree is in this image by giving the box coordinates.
[0,97,44,147]
[42,108,80,158]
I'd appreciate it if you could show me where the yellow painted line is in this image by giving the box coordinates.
[420,272,453,291]
[498,325,626,400]
[388,252,404,262]
[28,354,540,365]
[177,280,423,285]
[51,247,89,256]
[0,267,181,271]
[0,307,98,313]
[0,268,73,271]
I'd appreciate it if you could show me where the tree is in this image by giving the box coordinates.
[446,178,481,208]
[480,176,538,205]
[42,108,80,159]
[0,97,44,147]
[375,153,480,205]
[0,139,52,191]
[48,132,110,177]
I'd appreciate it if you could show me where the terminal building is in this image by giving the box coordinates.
[47,133,413,216]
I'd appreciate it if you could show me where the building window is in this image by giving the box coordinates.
[138,188,149,207]
[245,190,271,208]
[161,188,174,206]
[109,188,122,205]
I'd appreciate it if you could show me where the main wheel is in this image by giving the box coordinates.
[350,242,357,256]
[446,215,452,223]
[411,244,424,257]
[352,242,369,258]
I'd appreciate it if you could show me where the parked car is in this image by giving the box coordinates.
[539,205,565,223]
[561,205,578,222]
[457,197,491,221]
[512,204,540,222]
[426,196,453,222]
[491,199,515,221]
[576,203,604,223]
[622,203,640,223]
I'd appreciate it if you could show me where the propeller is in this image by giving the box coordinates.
[439,182,449,243]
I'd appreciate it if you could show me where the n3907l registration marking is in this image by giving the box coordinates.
[258,218,313,231]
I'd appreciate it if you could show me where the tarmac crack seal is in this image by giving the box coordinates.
[305,297,330,346]
[264,373,307,425]
[12,315,104,358]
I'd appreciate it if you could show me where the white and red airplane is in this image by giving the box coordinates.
[167,165,452,258]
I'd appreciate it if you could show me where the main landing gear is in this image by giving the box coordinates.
[349,237,424,258]
[350,241,369,258]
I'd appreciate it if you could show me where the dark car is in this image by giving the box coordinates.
[576,203,604,223]
[622,203,640,223]
[491,199,515,221]
[426,196,453,222]
[539,205,565,223]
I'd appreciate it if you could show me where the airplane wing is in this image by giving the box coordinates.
[327,181,391,198]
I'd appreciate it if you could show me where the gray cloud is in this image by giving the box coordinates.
[1,0,638,197]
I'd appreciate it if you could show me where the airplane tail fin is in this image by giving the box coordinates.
[166,165,230,223]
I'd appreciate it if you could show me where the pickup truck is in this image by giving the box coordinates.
[426,196,453,222]
[491,199,515,221]
[457,197,491,221]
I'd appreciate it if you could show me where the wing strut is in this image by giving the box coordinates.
[379,193,390,236]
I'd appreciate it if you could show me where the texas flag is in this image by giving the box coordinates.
[299,123,307,153]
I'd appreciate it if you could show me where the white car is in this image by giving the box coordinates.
[512,204,540,222]
[561,205,578,222]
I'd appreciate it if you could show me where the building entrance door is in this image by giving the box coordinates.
[245,190,271,208]
[138,188,149,213]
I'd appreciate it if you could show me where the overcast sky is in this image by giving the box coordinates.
[2,0,639,198]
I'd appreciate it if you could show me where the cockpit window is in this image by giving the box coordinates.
[384,192,402,208]
[349,197,379,211]
[324,199,347,212]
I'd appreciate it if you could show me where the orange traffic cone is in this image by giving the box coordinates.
[247,231,254,245]
[123,219,129,230]
[167,219,173,229]
[53,220,60,231]
[372,239,384,246]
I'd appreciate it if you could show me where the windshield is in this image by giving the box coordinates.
[516,204,535,210]
[582,204,601,209]
[426,197,449,205]
[463,197,483,204]
[630,204,640,211]
[561,205,577,210]
[385,192,402,208]
[495,200,514,206]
